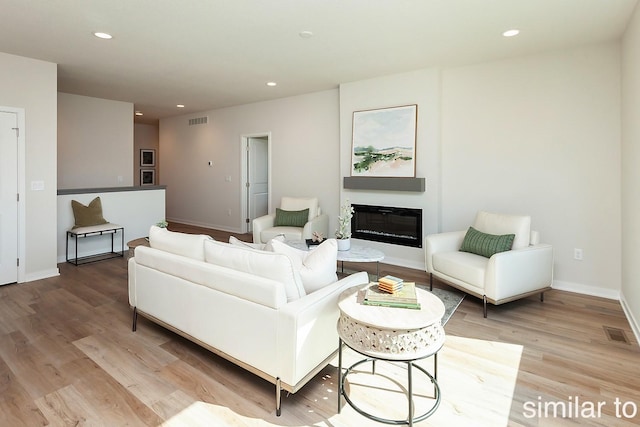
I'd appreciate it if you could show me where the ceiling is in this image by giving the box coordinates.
[1,0,637,124]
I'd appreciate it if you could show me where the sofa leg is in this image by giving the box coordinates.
[483,296,487,318]
[429,273,433,291]
[275,377,282,416]
[132,307,138,332]
[540,291,544,302]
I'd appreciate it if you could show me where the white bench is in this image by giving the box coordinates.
[66,223,124,265]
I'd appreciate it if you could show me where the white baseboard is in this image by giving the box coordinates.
[552,279,620,300]
[24,268,60,283]
[620,292,640,344]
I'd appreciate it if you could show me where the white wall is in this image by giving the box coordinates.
[159,90,341,233]
[58,93,134,189]
[441,43,622,298]
[134,123,160,186]
[158,43,624,302]
[622,3,640,338]
[339,69,442,269]
[0,51,58,281]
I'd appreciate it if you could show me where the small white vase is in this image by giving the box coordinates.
[337,238,351,251]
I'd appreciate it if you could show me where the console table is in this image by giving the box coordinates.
[337,284,446,425]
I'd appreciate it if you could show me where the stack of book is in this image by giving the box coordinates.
[377,275,404,293]
[363,281,421,309]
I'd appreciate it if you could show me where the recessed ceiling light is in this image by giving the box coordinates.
[176,104,185,108]
[502,29,520,37]
[266,82,277,87]
[299,30,314,39]
[134,111,143,116]
[93,32,113,39]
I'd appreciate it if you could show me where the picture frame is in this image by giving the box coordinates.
[140,149,155,167]
[351,104,417,177]
[140,169,155,186]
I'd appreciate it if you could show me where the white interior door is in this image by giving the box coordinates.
[0,111,18,285]
[246,137,269,232]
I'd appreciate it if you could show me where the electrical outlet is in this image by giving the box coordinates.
[574,248,583,261]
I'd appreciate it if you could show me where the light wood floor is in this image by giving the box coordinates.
[1,223,638,426]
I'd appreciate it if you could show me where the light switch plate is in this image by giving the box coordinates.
[31,180,44,191]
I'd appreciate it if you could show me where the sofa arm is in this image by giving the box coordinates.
[252,213,276,244]
[424,230,466,273]
[276,271,369,386]
[302,213,329,240]
[485,243,554,301]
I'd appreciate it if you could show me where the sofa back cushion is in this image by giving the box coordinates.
[204,240,306,302]
[280,197,318,221]
[473,211,531,250]
[148,225,212,261]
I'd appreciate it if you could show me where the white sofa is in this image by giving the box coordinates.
[128,226,368,415]
[425,211,553,317]
[252,196,329,244]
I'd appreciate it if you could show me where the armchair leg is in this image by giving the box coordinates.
[540,291,544,302]
[429,273,433,291]
[483,295,487,318]
[276,377,282,416]
[132,307,138,332]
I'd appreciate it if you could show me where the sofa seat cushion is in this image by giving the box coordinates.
[433,251,488,288]
[204,240,306,302]
[269,239,338,294]
[148,225,212,261]
[261,226,304,243]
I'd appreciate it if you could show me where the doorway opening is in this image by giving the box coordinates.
[241,133,271,235]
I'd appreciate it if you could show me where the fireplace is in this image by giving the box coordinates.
[351,204,422,248]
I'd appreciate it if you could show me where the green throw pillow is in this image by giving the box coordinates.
[459,226,515,258]
[274,208,309,227]
[71,196,108,229]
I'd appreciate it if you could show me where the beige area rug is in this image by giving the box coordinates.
[159,335,523,427]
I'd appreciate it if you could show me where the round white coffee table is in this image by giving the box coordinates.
[337,284,446,425]
[285,240,384,278]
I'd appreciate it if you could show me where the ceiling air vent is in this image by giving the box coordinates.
[188,116,208,126]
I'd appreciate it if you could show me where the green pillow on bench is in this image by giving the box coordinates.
[460,226,515,258]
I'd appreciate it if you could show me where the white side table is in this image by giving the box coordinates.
[337,284,446,425]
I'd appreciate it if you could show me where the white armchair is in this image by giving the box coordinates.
[425,211,553,317]
[253,197,329,244]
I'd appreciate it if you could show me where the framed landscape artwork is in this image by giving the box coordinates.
[140,149,155,167]
[351,104,417,177]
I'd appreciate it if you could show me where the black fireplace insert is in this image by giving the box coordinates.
[351,204,422,248]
